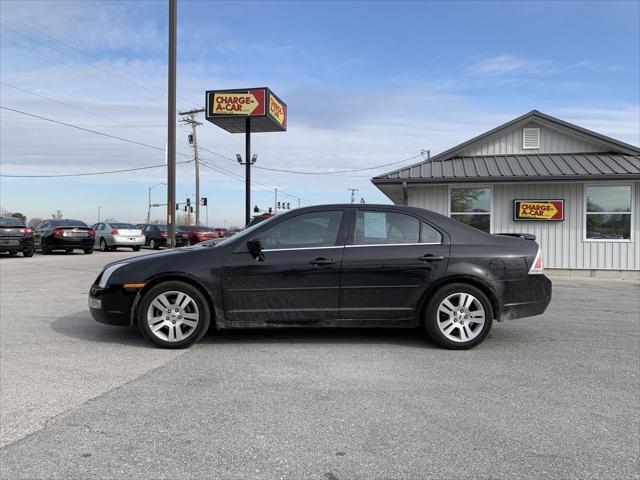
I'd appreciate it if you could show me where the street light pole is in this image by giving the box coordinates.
[148,183,166,223]
[245,117,251,226]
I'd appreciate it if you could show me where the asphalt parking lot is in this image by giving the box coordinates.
[0,250,638,479]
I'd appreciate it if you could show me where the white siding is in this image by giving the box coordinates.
[408,181,640,271]
[459,122,607,156]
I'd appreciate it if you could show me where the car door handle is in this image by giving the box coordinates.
[417,255,445,262]
[310,257,335,266]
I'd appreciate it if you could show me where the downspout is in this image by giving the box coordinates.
[402,181,409,206]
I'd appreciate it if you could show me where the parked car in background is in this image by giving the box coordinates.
[0,217,34,257]
[91,222,145,252]
[34,219,95,254]
[137,224,189,249]
[177,225,219,245]
[89,204,551,349]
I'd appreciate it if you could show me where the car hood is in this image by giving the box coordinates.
[100,247,193,270]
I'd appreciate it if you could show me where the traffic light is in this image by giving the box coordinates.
[277,202,281,209]
[268,207,272,214]
[184,206,188,212]
[186,198,191,206]
[287,203,290,209]
[190,207,194,213]
[253,205,260,213]
[176,204,180,211]
[188,134,194,145]
[201,197,207,206]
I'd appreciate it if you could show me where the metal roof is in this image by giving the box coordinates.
[372,153,640,184]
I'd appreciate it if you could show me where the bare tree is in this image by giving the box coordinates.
[27,217,43,228]
[52,210,63,220]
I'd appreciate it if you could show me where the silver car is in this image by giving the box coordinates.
[91,222,145,252]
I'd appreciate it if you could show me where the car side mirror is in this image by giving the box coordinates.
[246,239,265,262]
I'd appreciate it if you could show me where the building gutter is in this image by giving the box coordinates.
[372,174,640,186]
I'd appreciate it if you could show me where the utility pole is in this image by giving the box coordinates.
[274,188,278,213]
[97,206,101,223]
[348,188,359,204]
[179,108,205,225]
[166,0,177,248]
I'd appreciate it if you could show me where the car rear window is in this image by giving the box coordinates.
[110,223,135,229]
[51,220,88,227]
[0,218,25,226]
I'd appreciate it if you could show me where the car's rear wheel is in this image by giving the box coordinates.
[65,248,74,253]
[132,246,141,252]
[424,283,493,350]
[100,238,109,252]
[138,281,210,349]
[23,249,34,257]
[150,239,159,250]
[84,248,93,254]
[9,251,17,256]
[41,239,50,254]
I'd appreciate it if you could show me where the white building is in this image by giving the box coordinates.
[373,110,640,279]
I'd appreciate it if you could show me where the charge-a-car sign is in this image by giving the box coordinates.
[514,200,564,221]
[205,87,287,133]
[211,90,266,116]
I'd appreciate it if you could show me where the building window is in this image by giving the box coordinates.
[585,185,632,241]
[450,187,491,233]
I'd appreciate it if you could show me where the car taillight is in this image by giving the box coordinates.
[19,227,32,234]
[529,248,544,274]
[51,229,64,235]
[88,229,96,236]
[160,232,167,238]
[111,229,120,235]
[137,230,144,236]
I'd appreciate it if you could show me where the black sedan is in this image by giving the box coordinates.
[89,204,551,350]
[34,219,95,254]
[137,224,189,249]
[0,217,35,257]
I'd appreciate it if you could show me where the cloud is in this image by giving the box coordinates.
[466,54,551,76]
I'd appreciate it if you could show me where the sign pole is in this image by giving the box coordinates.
[245,117,251,226]
[166,0,177,247]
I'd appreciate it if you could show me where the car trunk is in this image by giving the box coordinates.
[56,227,91,237]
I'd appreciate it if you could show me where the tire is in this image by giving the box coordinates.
[9,251,17,256]
[41,239,50,255]
[23,249,34,257]
[132,246,141,252]
[150,239,159,250]
[100,238,109,252]
[138,281,211,349]
[65,248,74,253]
[424,283,493,350]
[84,248,94,254]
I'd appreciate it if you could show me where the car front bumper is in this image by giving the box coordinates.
[498,274,552,321]
[89,284,138,326]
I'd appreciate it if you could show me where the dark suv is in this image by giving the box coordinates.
[137,224,189,249]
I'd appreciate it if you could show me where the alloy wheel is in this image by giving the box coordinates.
[146,291,200,342]
[436,292,485,342]
[100,239,108,252]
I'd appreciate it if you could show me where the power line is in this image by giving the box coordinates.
[0,105,167,151]
[0,13,198,109]
[0,160,193,178]
[0,81,164,139]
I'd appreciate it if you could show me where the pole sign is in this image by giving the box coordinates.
[205,87,287,133]
[513,199,564,221]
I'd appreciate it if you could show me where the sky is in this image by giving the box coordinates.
[1,0,638,227]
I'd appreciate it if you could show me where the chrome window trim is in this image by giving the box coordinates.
[262,245,345,252]
[346,242,442,248]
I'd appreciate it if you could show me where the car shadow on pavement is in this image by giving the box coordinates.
[50,311,150,348]
[202,327,438,349]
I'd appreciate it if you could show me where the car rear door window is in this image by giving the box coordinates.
[355,211,436,245]
[260,211,344,250]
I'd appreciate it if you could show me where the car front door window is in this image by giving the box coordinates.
[259,211,344,250]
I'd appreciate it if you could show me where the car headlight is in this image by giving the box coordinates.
[98,263,128,288]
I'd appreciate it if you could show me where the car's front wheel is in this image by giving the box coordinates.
[138,281,211,349]
[424,283,493,350]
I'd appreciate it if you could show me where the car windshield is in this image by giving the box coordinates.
[177,226,189,232]
[193,226,213,231]
[0,218,25,226]
[212,215,278,248]
[52,220,87,227]
[110,223,135,229]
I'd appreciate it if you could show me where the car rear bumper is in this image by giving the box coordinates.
[48,237,94,249]
[0,236,34,252]
[88,284,137,326]
[498,274,552,321]
[111,235,145,246]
